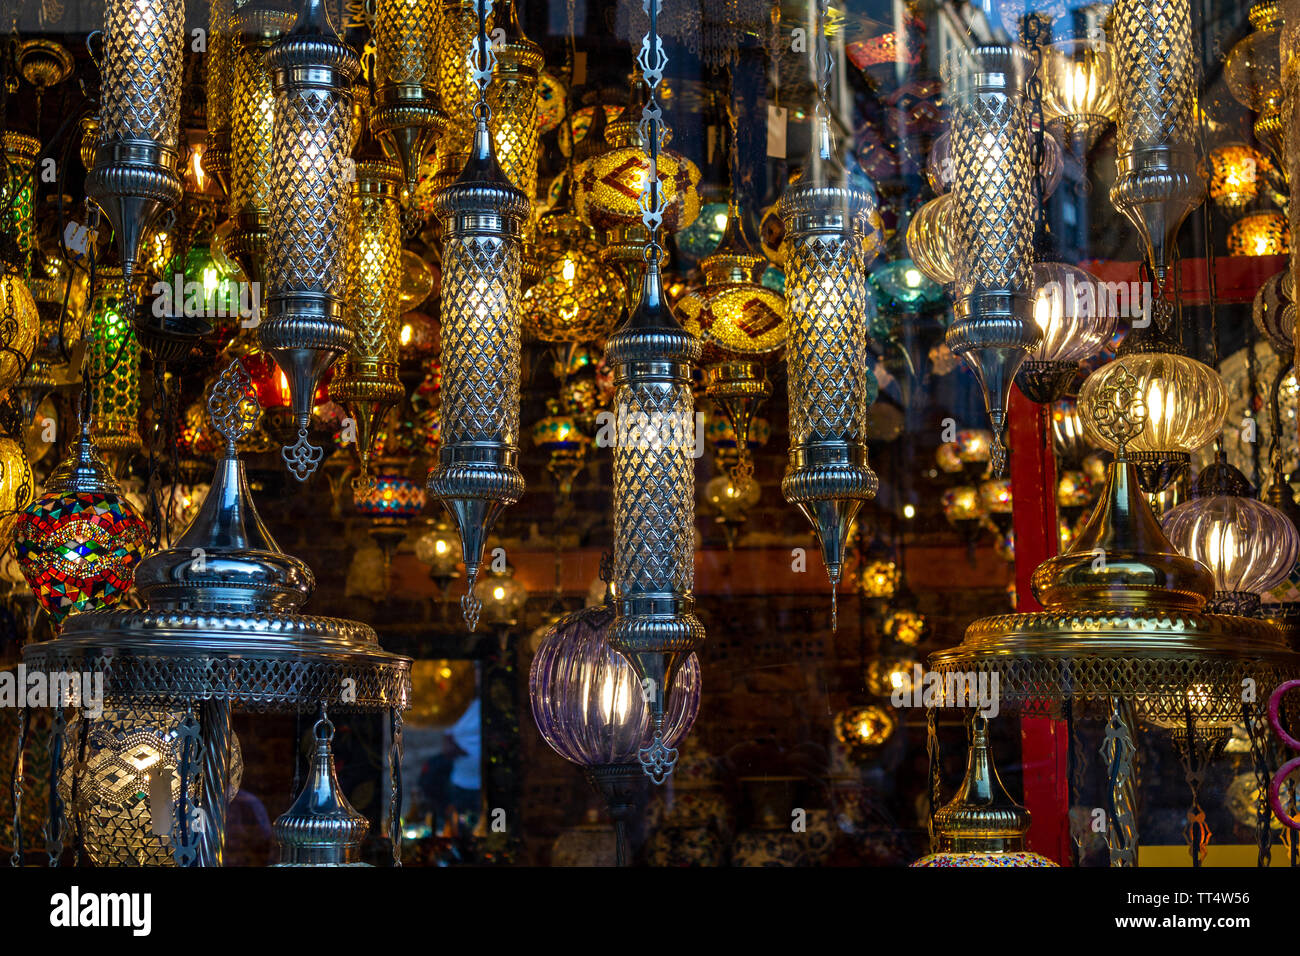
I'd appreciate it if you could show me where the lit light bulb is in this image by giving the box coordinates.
[561,257,576,283]
[494,586,506,601]
[399,322,412,345]
[903,504,915,519]
[713,210,728,230]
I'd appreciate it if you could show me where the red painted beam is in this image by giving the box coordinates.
[1081,254,1285,305]
[1008,385,1072,864]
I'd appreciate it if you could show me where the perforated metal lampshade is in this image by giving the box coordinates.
[262,0,359,480]
[86,0,185,297]
[943,43,1039,473]
[371,0,445,197]
[1110,0,1203,293]
[225,0,297,287]
[86,266,141,456]
[205,0,235,197]
[778,110,881,614]
[329,152,405,478]
[427,116,529,631]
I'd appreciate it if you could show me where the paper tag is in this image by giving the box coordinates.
[63,220,95,259]
[572,51,587,87]
[706,124,718,165]
[766,103,788,159]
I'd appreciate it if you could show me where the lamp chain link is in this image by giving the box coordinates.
[637,0,666,260]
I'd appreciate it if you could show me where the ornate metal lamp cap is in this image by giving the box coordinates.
[933,718,1031,853]
[1031,371,1214,611]
[493,0,543,76]
[267,0,359,93]
[1192,450,1251,498]
[701,198,765,285]
[777,110,871,238]
[274,713,370,866]
[44,417,125,497]
[431,117,530,228]
[606,260,700,376]
[233,0,298,39]
[134,362,315,612]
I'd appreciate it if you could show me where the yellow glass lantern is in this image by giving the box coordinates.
[834,705,897,760]
[0,436,34,551]
[1207,143,1267,210]
[205,0,234,196]
[1040,36,1117,150]
[371,0,445,194]
[1227,210,1289,257]
[433,0,489,163]
[575,82,701,235]
[487,1,542,209]
[330,152,405,478]
[521,208,623,344]
[1224,1,1284,161]
[858,558,900,599]
[1078,349,1227,491]
[905,193,956,286]
[884,608,927,646]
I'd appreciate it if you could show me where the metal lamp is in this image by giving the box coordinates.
[224,0,296,287]
[205,0,235,197]
[427,0,530,631]
[262,0,360,480]
[86,0,185,299]
[606,0,705,784]
[330,146,405,480]
[371,0,446,201]
[944,42,1040,475]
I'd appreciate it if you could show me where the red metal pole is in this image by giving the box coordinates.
[1007,385,1072,864]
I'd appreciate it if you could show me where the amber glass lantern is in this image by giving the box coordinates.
[521,192,623,344]
[1224,1,1284,162]
[371,0,445,196]
[205,0,234,196]
[905,193,956,287]
[487,1,542,209]
[330,151,405,478]
[1227,210,1290,256]
[1040,36,1118,152]
[1207,143,1267,211]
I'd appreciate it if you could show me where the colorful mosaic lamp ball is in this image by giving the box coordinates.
[14,421,148,628]
[353,473,426,525]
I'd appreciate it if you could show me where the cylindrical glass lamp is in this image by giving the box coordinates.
[778,107,881,620]
[205,0,234,196]
[427,114,530,630]
[87,266,141,456]
[86,0,185,295]
[371,0,445,196]
[262,0,360,480]
[330,151,405,478]
[944,44,1039,472]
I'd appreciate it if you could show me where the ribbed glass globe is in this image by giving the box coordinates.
[1162,494,1299,609]
[1078,352,1227,457]
[905,194,956,285]
[529,604,701,768]
[1028,262,1117,364]
[1040,37,1117,138]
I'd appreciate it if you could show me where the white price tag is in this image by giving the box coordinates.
[63,220,95,259]
[766,103,788,159]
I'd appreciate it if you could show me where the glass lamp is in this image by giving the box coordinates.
[471,561,528,627]
[486,1,542,215]
[904,191,956,287]
[833,705,897,763]
[414,518,462,598]
[1224,1,1284,163]
[2,132,40,276]
[330,150,405,479]
[1227,210,1289,257]
[1110,0,1202,298]
[1078,345,1227,492]
[0,255,38,396]
[1040,35,1117,153]
[1161,453,1300,614]
[86,0,185,295]
[858,558,900,600]
[927,125,1062,199]
[86,266,141,456]
[530,603,701,863]
[1016,262,1118,403]
[1207,143,1267,211]
[371,0,445,198]
[521,202,623,345]
[944,44,1040,473]
[0,436,33,552]
[778,94,881,628]
[427,9,530,631]
[223,1,295,288]
[885,608,928,646]
[433,0,488,167]
[262,0,360,480]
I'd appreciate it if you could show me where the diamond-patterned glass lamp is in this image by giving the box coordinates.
[224,0,296,287]
[432,0,489,183]
[371,0,445,202]
[606,0,705,784]
[943,43,1040,474]
[778,53,882,629]
[486,0,542,209]
[86,0,185,298]
[330,146,405,480]
[1110,0,1203,301]
[262,0,360,480]
[86,265,141,457]
[427,0,530,631]
[204,0,235,197]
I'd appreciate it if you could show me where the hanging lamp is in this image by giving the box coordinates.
[371,0,446,205]
[85,0,185,299]
[262,0,360,480]
[943,43,1039,474]
[205,0,235,197]
[606,0,705,783]
[778,0,881,630]
[426,0,530,631]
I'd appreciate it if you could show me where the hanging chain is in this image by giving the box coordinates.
[637,0,667,263]
[388,706,404,866]
[814,0,831,111]
[44,707,65,866]
[1022,15,1048,260]
[9,705,25,866]
[470,0,496,122]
